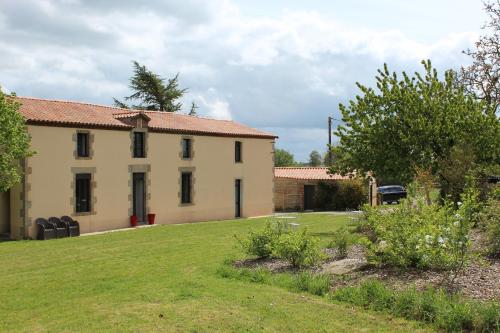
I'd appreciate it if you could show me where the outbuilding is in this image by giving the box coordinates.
[274,167,377,211]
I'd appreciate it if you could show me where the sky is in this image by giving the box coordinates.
[0,0,487,161]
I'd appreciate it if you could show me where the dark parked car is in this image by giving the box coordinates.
[377,185,407,204]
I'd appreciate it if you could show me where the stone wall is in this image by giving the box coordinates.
[274,178,378,211]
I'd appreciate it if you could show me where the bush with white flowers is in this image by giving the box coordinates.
[361,189,478,270]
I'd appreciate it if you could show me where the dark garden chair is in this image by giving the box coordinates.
[36,218,57,240]
[48,217,69,238]
[60,216,80,237]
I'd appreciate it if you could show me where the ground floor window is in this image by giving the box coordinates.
[181,172,192,204]
[75,173,91,213]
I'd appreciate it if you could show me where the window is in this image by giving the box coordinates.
[182,138,192,159]
[77,132,89,157]
[75,173,91,213]
[235,141,242,162]
[181,172,192,204]
[133,132,145,158]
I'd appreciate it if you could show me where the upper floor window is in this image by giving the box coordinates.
[133,132,146,158]
[181,172,192,204]
[235,141,242,162]
[75,173,91,213]
[77,132,89,158]
[182,138,192,159]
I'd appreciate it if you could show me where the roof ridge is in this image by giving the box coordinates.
[275,166,329,169]
[16,96,239,123]
[16,96,132,112]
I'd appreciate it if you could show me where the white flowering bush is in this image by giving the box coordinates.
[362,190,477,270]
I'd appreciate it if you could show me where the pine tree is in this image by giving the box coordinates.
[114,61,187,112]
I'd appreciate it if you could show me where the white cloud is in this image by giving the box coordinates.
[0,0,478,160]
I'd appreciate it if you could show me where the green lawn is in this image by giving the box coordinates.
[0,214,431,332]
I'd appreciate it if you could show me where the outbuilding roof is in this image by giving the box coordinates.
[274,167,350,180]
[15,96,277,139]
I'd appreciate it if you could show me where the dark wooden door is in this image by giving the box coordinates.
[133,173,146,222]
[235,179,241,218]
[303,185,315,210]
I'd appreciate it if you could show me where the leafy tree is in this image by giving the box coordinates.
[460,1,500,112]
[308,150,322,166]
[331,60,500,191]
[275,148,296,167]
[323,145,340,167]
[114,61,187,112]
[0,88,33,192]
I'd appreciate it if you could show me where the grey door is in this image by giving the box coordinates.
[235,179,241,218]
[133,173,146,222]
[304,185,315,210]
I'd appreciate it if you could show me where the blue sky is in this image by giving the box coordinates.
[0,0,486,161]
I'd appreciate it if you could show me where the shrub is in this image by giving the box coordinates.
[362,191,476,270]
[274,228,324,268]
[315,179,367,211]
[330,280,500,332]
[329,227,350,259]
[236,221,284,258]
[483,199,500,257]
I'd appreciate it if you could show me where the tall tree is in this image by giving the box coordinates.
[460,1,500,112]
[331,60,500,188]
[275,148,296,167]
[308,150,322,166]
[0,88,33,191]
[114,61,187,112]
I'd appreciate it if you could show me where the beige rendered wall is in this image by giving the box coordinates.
[21,125,274,239]
[0,191,9,234]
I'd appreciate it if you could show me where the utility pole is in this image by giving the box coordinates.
[328,116,333,166]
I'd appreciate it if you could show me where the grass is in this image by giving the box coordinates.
[331,280,499,332]
[0,213,430,332]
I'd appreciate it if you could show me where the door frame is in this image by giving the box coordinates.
[132,172,146,222]
[303,184,316,211]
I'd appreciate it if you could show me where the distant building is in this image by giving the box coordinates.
[274,167,377,211]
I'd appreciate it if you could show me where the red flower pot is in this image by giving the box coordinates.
[130,215,138,227]
[147,213,156,225]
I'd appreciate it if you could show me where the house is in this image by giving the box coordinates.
[0,97,277,240]
[274,167,377,211]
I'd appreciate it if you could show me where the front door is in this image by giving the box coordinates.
[304,185,315,210]
[235,179,242,218]
[133,173,146,222]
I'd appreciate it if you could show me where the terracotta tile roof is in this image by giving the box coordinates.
[113,112,150,120]
[15,97,277,139]
[274,167,350,180]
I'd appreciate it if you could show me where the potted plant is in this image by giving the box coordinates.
[130,215,138,227]
[147,213,156,225]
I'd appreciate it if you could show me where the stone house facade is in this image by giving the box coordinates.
[0,97,277,240]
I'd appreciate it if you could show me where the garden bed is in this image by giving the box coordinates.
[233,230,499,301]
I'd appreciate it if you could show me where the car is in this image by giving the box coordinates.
[377,185,407,204]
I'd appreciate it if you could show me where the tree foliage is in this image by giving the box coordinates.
[460,1,500,111]
[275,148,296,167]
[331,60,500,186]
[308,150,322,166]
[114,61,187,112]
[0,89,33,192]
